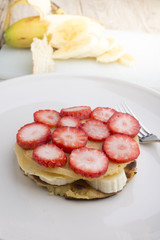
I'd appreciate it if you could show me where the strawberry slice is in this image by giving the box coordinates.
[52,127,88,153]
[33,143,67,168]
[103,134,140,163]
[108,112,140,137]
[34,109,60,127]
[81,119,110,141]
[16,123,51,149]
[91,107,116,123]
[60,106,91,119]
[57,116,81,128]
[69,147,109,178]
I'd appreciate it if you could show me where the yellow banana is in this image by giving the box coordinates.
[4,16,48,48]
[4,0,64,48]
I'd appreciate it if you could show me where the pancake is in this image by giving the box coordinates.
[15,135,138,200]
[22,160,137,200]
[14,107,140,200]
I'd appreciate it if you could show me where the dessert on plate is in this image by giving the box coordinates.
[15,106,140,200]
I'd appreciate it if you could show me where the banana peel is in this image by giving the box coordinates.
[4,0,65,48]
[4,16,48,48]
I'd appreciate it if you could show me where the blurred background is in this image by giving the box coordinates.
[54,0,160,33]
[0,0,160,90]
[1,0,160,45]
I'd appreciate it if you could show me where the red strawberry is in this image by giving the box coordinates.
[57,116,81,128]
[33,143,67,168]
[52,127,88,153]
[108,112,140,137]
[34,109,60,127]
[69,147,109,178]
[91,107,116,123]
[16,123,51,149]
[60,106,91,119]
[103,134,140,163]
[81,119,110,141]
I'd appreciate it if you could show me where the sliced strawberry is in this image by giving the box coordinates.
[60,106,91,119]
[33,143,67,168]
[91,107,116,123]
[81,119,110,141]
[34,109,60,127]
[108,112,140,137]
[69,147,109,178]
[16,123,51,149]
[103,134,140,163]
[57,116,81,128]
[52,127,88,153]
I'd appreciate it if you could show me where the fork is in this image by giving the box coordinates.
[117,103,160,143]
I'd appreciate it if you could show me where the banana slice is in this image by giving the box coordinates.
[118,53,136,66]
[52,36,110,60]
[49,17,89,49]
[52,35,99,60]
[46,15,106,48]
[87,169,127,193]
[39,173,75,186]
[31,35,54,73]
[106,38,117,50]
[97,45,125,63]
[77,37,109,58]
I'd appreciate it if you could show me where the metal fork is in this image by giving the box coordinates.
[117,103,160,143]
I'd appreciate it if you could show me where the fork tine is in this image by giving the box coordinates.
[116,103,160,143]
[118,102,151,135]
[116,104,143,138]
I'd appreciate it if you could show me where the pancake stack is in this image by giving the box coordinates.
[15,106,140,200]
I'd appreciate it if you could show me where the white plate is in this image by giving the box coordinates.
[0,73,160,240]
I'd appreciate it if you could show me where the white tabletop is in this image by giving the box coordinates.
[0,30,160,93]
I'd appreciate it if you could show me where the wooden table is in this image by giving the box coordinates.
[55,0,160,33]
[1,0,160,46]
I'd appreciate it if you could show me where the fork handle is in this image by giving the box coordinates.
[139,134,160,143]
[140,140,160,143]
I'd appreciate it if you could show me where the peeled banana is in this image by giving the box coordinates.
[4,0,135,68]
[39,174,75,186]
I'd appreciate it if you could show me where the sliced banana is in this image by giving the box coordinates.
[87,169,127,193]
[27,166,127,192]
[52,35,98,60]
[49,17,89,49]
[77,37,109,58]
[39,174,75,186]
[118,53,136,67]
[31,35,54,73]
[46,15,106,47]
[106,38,117,50]
[97,45,125,63]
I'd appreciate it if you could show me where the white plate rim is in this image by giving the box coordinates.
[0,72,160,96]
